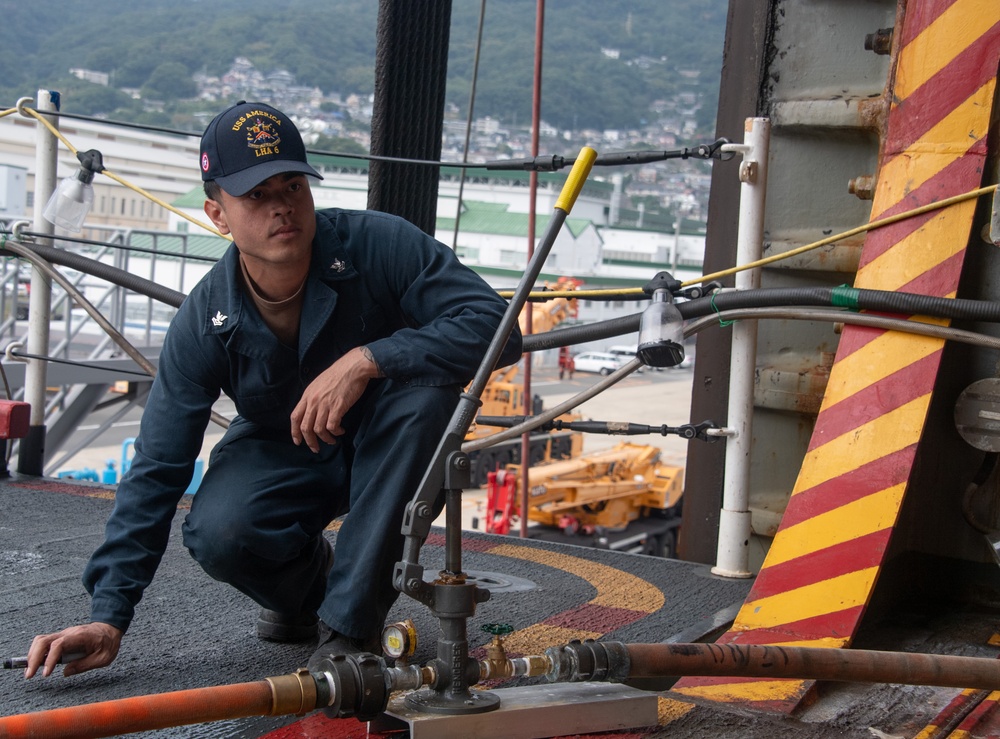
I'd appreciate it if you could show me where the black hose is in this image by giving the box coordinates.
[698,286,1000,321]
[6,245,1000,354]
[523,287,1000,353]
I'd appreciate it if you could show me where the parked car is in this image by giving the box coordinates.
[572,351,627,376]
[607,344,651,372]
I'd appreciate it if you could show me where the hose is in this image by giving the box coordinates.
[623,642,1000,691]
[1,236,229,429]
[0,680,275,739]
[471,307,1000,451]
[0,669,332,739]
[0,237,186,308]
[522,286,1000,353]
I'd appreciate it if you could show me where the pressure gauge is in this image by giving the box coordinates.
[381,619,417,660]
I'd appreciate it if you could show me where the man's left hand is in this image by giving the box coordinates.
[291,347,381,452]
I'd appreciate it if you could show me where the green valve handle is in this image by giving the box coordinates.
[481,623,514,637]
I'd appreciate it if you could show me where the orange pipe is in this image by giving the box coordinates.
[0,679,275,739]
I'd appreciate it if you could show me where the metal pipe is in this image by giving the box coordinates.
[444,486,462,574]
[18,91,59,475]
[521,0,545,540]
[713,117,770,578]
[624,642,1000,691]
[0,671,329,739]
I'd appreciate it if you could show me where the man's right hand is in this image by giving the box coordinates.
[25,622,122,678]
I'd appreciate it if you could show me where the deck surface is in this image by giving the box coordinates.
[3,475,1000,738]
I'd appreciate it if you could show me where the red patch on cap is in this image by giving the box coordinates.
[201,153,210,172]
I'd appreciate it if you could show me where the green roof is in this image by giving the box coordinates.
[438,201,593,239]
[128,231,230,261]
[173,187,208,209]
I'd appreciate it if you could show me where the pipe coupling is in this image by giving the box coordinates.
[544,639,631,683]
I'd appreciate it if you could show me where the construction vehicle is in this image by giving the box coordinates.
[465,284,584,486]
[477,441,684,558]
[464,363,584,486]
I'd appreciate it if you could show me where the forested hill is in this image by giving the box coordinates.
[0,0,727,133]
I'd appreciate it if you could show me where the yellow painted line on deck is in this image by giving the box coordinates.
[657,696,696,725]
[488,543,665,612]
[764,484,906,567]
[501,623,601,657]
[672,679,805,703]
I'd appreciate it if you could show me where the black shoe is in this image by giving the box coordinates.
[307,622,382,670]
[256,537,334,643]
[257,609,320,643]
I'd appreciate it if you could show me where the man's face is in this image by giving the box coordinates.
[203,172,317,268]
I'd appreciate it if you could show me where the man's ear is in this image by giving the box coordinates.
[204,198,231,235]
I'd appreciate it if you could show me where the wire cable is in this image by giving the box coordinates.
[18,105,229,240]
[1,238,229,429]
[466,306,1000,451]
[496,183,1000,301]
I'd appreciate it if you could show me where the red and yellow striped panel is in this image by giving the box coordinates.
[672,0,999,713]
[915,688,1000,738]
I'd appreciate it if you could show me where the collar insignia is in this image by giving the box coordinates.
[330,258,345,272]
[212,310,228,327]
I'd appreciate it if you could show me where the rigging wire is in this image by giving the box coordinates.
[14,102,230,241]
[0,236,230,430]
[4,349,152,378]
[8,229,221,263]
[465,306,1000,452]
[497,183,1000,301]
[451,0,489,250]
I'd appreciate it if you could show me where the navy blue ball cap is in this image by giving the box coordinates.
[200,101,322,197]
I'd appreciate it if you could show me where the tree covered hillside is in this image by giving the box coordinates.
[0,0,727,133]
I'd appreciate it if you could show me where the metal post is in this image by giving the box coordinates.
[712,117,770,578]
[17,90,59,476]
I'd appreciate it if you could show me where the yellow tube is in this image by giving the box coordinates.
[554,147,598,214]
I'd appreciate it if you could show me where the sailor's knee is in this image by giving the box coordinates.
[182,514,254,580]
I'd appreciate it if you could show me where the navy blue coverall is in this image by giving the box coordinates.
[83,208,521,643]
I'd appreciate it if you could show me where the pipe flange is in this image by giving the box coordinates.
[320,653,389,721]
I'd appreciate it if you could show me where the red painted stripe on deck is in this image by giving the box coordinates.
[259,713,370,738]
[957,692,1000,732]
[543,602,650,632]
